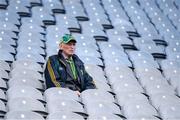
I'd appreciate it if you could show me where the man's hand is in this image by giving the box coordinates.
[76,91,81,96]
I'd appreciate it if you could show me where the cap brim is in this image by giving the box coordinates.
[63,39,77,44]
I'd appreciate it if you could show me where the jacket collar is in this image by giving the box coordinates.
[58,50,83,66]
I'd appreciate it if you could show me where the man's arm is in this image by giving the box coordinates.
[83,68,96,90]
[44,57,65,89]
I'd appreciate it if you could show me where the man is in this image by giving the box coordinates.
[44,34,96,95]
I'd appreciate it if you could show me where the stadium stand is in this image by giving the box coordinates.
[0,0,180,119]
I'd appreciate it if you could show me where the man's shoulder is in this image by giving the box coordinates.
[48,54,59,61]
[73,54,84,65]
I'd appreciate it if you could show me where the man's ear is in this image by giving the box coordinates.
[59,43,63,50]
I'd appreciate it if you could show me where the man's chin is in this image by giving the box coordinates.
[68,53,74,56]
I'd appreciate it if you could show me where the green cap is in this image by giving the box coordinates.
[60,34,76,44]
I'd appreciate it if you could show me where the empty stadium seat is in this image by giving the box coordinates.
[46,111,84,120]
[0,0,180,119]
[5,111,45,120]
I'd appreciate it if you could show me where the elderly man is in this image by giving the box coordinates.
[44,34,96,95]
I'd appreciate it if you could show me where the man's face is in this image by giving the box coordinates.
[60,41,76,57]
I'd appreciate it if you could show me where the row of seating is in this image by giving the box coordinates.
[0,0,180,120]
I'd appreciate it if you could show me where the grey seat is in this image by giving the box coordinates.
[0,30,17,39]
[160,60,180,88]
[7,97,47,115]
[47,99,84,114]
[174,0,180,9]
[0,21,19,32]
[81,89,115,103]
[16,52,45,64]
[159,102,180,120]
[135,67,163,79]
[0,9,20,25]
[7,85,44,102]
[7,0,31,16]
[106,29,129,38]
[72,33,96,45]
[166,52,180,61]
[88,113,123,120]
[55,14,80,30]
[8,77,44,91]
[0,70,9,80]
[129,50,159,69]
[45,88,80,102]
[85,101,121,115]
[123,100,158,119]
[0,78,7,91]
[162,67,180,83]
[21,17,44,26]
[65,2,88,20]
[0,43,16,54]
[150,93,180,109]
[12,60,43,72]
[112,79,144,94]
[98,42,124,51]
[29,0,42,6]
[79,56,103,66]
[17,45,45,56]
[116,92,148,106]
[47,111,84,120]
[107,35,133,46]
[5,111,45,120]
[0,89,6,102]
[105,65,136,85]
[137,43,165,55]
[103,53,132,67]
[0,35,16,47]
[145,82,175,96]
[75,47,101,58]
[84,64,107,83]
[93,80,111,91]
[20,23,45,33]
[31,6,55,25]
[18,31,45,42]
[177,85,180,96]
[11,68,43,81]
[138,73,168,88]
[18,37,45,48]
[0,100,6,116]
[0,0,7,9]
[43,0,64,13]
[132,58,159,69]
[0,60,10,71]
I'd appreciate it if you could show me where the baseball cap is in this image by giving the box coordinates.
[60,34,76,44]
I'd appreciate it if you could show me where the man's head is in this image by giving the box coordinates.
[59,34,77,57]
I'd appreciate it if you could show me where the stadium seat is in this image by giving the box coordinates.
[0,89,6,102]
[81,89,115,103]
[123,100,158,119]
[0,70,9,80]
[0,78,7,91]
[0,61,10,72]
[47,111,84,120]
[84,101,121,115]
[5,111,45,120]
[116,92,148,106]
[88,113,123,120]
[8,77,44,91]
[0,0,180,119]
[7,97,47,115]
[7,85,44,102]
[47,99,84,114]
[45,88,80,102]
[0,100,6,117]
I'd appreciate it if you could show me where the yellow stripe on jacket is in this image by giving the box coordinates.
[47,59,61,87]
